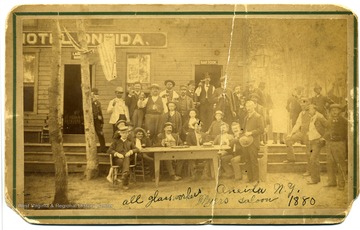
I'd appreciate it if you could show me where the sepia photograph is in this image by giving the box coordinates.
[3,3,359,225]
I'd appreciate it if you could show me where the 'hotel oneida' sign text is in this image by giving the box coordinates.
[22,32,167,48]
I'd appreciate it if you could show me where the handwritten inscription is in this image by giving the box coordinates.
[122,187,202,208]
[120,182,316,208]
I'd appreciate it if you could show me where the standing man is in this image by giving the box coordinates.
[233,85,243,108]
[287,86,303,129]
[161,101,182,135]
[177,85,195,122]
[107,86,130,134]
[243,79,260,102]
[195,72,215,130]
[187,80,197,103]
[307,104,327,185]
[250,93,267,145]
[284,98,312,165]
[212,76,237,124]
[311,84,334,118]
[160,79,179,103]
[125,81,142,126]
[242,100,264,183]
[91,88,106,153]
[143,84,167,142]
[324,104,347,190]
[236,96,247,129]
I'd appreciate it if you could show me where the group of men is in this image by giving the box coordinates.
[90,74,348,191]
[284,96,347,190]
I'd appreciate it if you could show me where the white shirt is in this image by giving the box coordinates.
[107,98,130,124]
[135,138,142,150]
[308,112,323,141]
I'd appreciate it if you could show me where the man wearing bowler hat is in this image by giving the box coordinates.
[195,72,215,130]
[177,85,195,122]
[91,88,107,153]
[160,79,179,103]
[107,86,130,134]
[241,100,264,183]
[212,75,237,124]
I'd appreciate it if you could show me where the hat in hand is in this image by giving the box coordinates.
[239,135,254,147]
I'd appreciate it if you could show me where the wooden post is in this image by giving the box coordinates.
[77,19,99,179]
[49,19,69,205]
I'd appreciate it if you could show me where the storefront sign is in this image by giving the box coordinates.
[71,52,81,60]
[22,32,167,48]
[200,60,218,65]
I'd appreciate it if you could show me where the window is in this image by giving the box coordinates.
[23,52,38,113]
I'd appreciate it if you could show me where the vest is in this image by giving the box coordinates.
[199,84,214,102]
[146,97,164,114]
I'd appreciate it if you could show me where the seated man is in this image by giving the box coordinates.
[213,123,234,146]
[221,122,245,180]
[107,126,139,190]
[133,127,154,179]
[155,122,183,181]
[186,120,210,180]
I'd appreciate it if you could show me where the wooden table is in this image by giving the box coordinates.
[141,145,230,187]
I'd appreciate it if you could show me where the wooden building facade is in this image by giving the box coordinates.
[22,17,348,143]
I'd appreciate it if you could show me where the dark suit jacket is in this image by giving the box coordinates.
[177,95,195,117]
[243,111,264,148]
[92,100,104,124]
[161,111,182,134]
[186,130,207,146]
[211,87,236,115]
[107,138,139,157]
[125,92,141,118]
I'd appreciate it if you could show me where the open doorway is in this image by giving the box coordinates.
[63,64,92,134]
[194,65,223,88]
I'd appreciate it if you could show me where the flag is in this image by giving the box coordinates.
[97,34,117,81]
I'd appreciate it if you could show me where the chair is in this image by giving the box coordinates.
[129,153,138,183]
[109,154,121,185]
[109,153,138,185]
[134,153,146,182]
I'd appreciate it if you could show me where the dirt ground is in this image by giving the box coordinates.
[23,171,349,211]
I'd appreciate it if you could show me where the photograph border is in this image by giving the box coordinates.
[8,7,359,222]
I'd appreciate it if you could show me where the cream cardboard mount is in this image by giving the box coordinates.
[4,4,359,225]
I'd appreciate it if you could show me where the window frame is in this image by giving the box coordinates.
[23,50,39,114]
